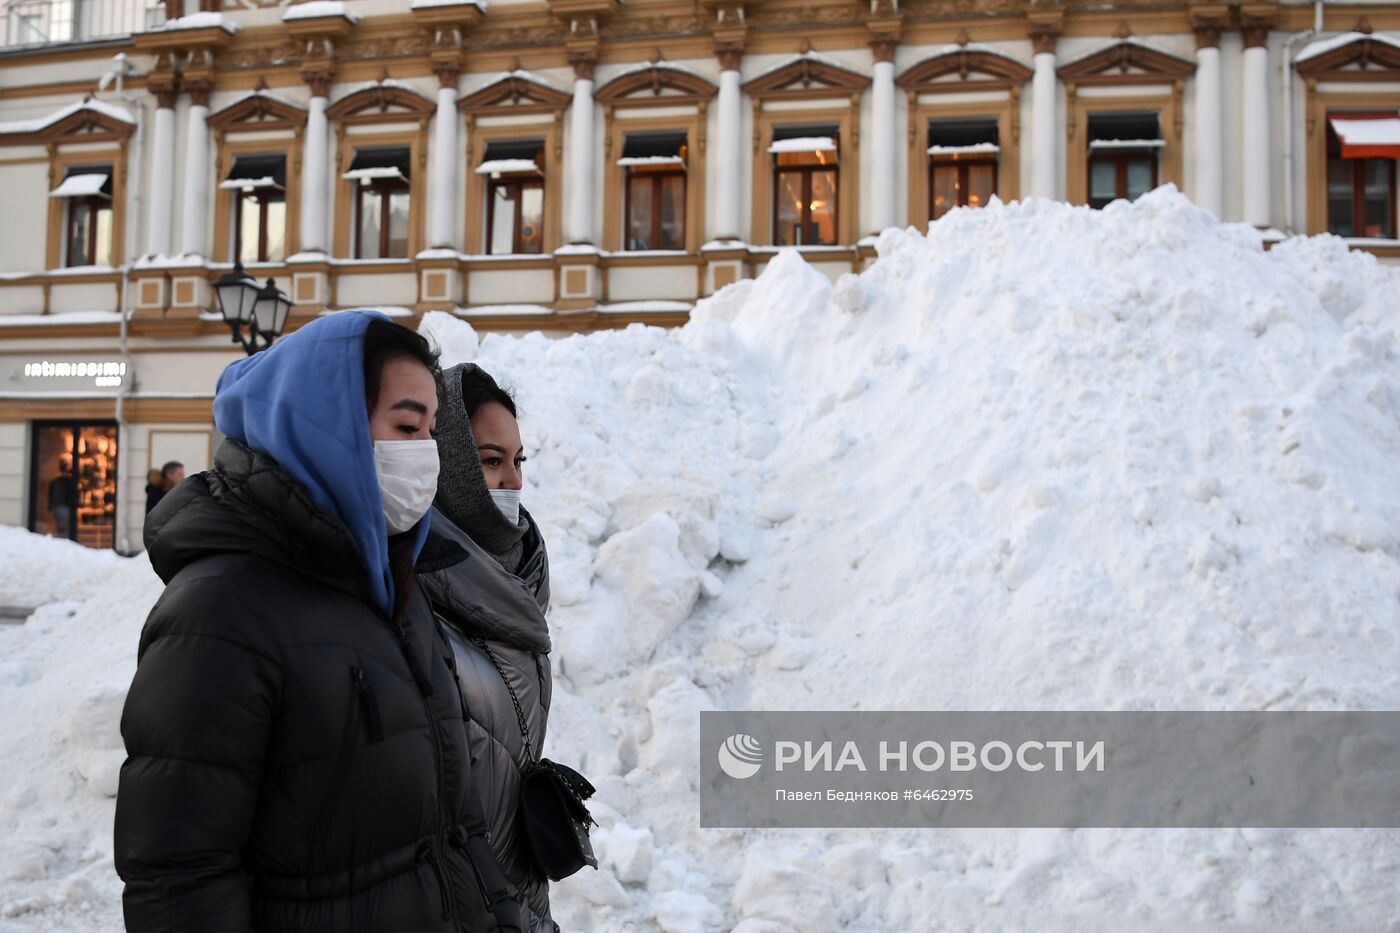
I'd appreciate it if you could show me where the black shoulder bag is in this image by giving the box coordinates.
[473,637,600,882]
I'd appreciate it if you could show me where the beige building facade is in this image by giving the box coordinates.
[0,0,1397,550]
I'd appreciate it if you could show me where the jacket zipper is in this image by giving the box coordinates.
[391,619,457,925]
[417,842,453,921]
[311,667,365,842]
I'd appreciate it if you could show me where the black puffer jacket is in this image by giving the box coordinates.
[115,440,498,933]
[418,507,556,933]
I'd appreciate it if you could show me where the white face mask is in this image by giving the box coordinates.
[373,440,440,535]
[489,487,522,525]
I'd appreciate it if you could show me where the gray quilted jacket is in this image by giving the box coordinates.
[417,506,557,933]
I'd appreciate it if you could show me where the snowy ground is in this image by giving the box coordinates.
[3,187,1399,931]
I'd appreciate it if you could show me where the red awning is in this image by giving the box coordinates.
[1330,114,1400,159]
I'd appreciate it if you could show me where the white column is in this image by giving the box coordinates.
[1241,38,1272,227]
[567,69,596,244]
[1031,50,1058,200]
[179,94,210,256]
[147,100,175,257]
[869,58,897,233]
[430,82,459,249]
[1193,42,1224,218]
[714,66,743,241]
[299,93,330,254]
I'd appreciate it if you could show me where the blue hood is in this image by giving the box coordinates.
[213,310,430,617]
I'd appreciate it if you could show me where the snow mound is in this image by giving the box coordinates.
[2,187,1398,930]
[0,526,128,609]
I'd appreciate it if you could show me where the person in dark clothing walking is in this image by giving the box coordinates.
[143,460,183,515]
[418,363,560,933]
[47,460,75,539]
[115,312,517,933]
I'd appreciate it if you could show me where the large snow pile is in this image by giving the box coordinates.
[3,187,1399,931]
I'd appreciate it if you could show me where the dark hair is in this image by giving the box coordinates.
[160,461,183,477]
[461,368,517,421]
[362,317,440,411]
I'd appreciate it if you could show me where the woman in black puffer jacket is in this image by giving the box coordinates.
[114,314,516,933]
[418,363,559,933]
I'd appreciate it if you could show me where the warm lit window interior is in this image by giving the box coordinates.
[928,117,999,221]
[1086,112,1162,210]
[771,123,838,246]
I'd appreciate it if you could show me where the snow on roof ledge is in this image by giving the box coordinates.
[50,174,109,198]
[768,137,837,154]
[1088,138,1166,150]
[153,11,237,33]
[342,166,407,183]
[616,155,685,167]
[283,1,361,22]
[476,159,542,176]
[410,0,487,10]
[928,143,1000,156]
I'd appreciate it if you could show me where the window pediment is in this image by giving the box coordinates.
[898,49,1033,89]
[210,93,308,133]
[596,65,718,105]
[1057,41,1195,85]
[0,100,135,147]
[326,84,435,123]
[459,73,572,115]
[742,55,871,98]
[1296,32,1400,79]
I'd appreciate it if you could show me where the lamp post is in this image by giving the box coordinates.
[214,262,292,355]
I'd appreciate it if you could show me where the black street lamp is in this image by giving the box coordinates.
[214,262,292,355]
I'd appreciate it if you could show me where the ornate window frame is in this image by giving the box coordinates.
[0,103,134,270]
[209,91,307,266]
[326,84,433,260]
[1058,40,1194,207]
[1295,31,1400,239]
[459,73,570,257]
[743,55,870,247]
[898,48,1032,228]
[596,63,717,254]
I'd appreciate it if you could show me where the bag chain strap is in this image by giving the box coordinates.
[471,636,535,762]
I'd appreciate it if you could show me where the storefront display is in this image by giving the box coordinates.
[28,421,118,550]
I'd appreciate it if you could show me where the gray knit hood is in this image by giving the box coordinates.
[434,363,529,568]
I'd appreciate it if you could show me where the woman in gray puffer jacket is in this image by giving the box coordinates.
[418,363,559,933]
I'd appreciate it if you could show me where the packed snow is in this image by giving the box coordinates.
[2,187,1399,931]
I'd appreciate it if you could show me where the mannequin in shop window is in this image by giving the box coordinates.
[48,458,75,540]
[145,461,184,516]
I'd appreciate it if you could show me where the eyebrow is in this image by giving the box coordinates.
[390,398,429,416]
[478,443,525,455]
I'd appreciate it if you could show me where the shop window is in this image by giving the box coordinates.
[344,147,411,259]
[618,131,687,251]
[50,165,113,267]
[221,153,287,263]
[1326,114,1399,239]
[29,421,118,550]
[1086,112,1162,210]
[478,139,545,255]
[929,118,999,221]
[770,124,839,246]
